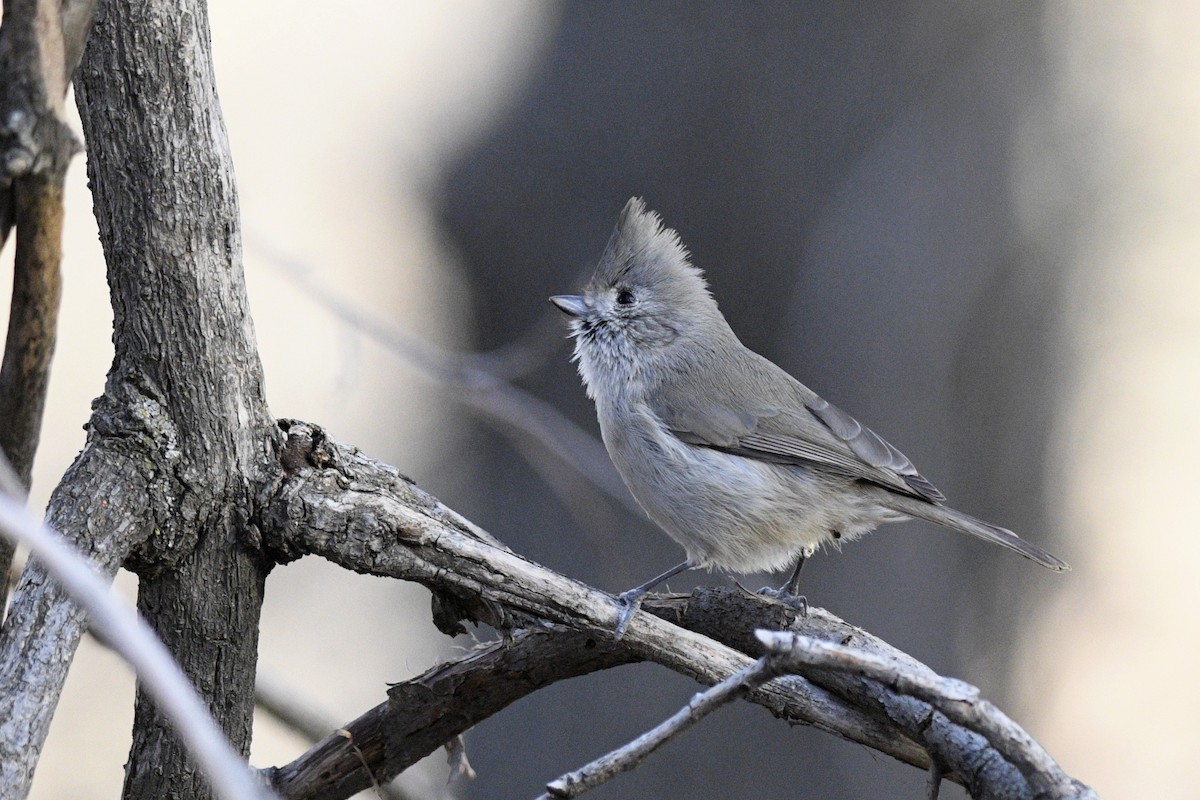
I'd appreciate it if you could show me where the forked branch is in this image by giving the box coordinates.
[259,420,1094,800]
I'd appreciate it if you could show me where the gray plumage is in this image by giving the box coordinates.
[552,198,1068,583]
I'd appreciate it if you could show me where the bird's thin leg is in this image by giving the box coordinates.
[783,553,807,596]
[614,560,696,639]
[927,760,944,800]
[759,547,813,616]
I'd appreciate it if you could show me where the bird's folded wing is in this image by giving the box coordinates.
[804,396,945,502]
[654,381,945,504]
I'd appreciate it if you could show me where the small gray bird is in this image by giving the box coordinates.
[552,198,1068,635]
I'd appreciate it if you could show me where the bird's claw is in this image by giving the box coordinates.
[613,589,645,640]
[758,587,808,617]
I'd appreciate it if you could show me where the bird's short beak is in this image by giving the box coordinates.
[549,295,588,318]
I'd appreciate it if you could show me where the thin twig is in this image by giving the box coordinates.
[538,657,780,799]
[0,471,273,800]
[756,631,1089,799]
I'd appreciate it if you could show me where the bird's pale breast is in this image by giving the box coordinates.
[600,400,896,574]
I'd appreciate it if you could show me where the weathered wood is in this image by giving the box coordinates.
[70,1,277,797]
[0,0,275,795]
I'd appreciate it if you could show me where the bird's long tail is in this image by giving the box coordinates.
[863,486,1070,571]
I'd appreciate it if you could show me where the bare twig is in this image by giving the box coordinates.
[0,474,272,800]
[539,657,780,799]
[756,631,1098,800]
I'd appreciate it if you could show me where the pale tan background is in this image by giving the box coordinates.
[0,2,1195,799]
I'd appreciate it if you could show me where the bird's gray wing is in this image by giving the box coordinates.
[794,396,944,502]
[651,358,945,504]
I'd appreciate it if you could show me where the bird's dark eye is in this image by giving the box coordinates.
[616,289,635,306]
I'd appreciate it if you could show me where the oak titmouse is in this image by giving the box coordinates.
[552,198,1068,634]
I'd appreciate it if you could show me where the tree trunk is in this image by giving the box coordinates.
[73,0,275,797]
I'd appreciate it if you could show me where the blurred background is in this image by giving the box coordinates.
[2,2,1197,798]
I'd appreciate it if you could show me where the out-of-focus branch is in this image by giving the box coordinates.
[0,0,97,457]
[60,0,100,84]
[255,671,348,749]
[258,420,1095,800]
[250,237,639,516]
[0,0,98,589]
[0,175,63,484]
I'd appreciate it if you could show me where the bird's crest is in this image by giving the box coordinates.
[590,198,710,300]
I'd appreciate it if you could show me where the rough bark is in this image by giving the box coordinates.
[70,0,277,797]
[0,0,279,790]
[0,436,151,792]
[0,0,275,796]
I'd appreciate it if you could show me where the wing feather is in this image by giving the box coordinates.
[806,397,945,502]
[650,350,945,504]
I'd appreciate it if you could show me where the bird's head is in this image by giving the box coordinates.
[551,198,725,398]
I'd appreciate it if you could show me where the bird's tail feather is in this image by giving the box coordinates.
[865,487,1070,571]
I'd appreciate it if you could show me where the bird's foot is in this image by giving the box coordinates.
[613,588,647,640]
[758,586,808,617]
